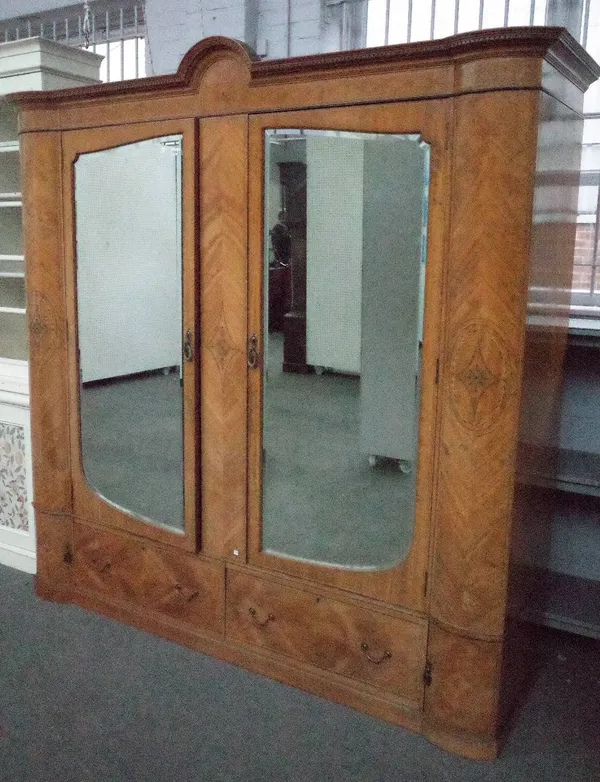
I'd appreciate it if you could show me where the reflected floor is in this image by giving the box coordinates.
[80,370,184,530]
[263,333,415,570]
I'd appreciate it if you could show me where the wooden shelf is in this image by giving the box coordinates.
[525,448,600,498]
[524,570,600,639]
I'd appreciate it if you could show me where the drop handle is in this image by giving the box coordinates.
[247,334,260,369]
[183,328,193,362]
[174,583,199,602]
[360,642,392,664]
[90,557,112,574]
[248,606,275,628]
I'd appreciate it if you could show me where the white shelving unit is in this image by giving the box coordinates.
[0,38,102,573]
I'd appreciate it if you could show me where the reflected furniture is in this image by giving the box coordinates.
[12,29,599,760]
[0,38,101,574]
[278,160,308,372]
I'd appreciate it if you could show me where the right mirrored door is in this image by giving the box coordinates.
[261,128,430,571]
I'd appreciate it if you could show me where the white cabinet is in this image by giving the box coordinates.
[0,38,102,573]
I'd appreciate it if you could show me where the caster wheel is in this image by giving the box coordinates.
[398,459,412,474]
[368,455,377,468]
[315,365,325,376]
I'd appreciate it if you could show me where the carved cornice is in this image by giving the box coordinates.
[7,26,599,108]
[8,36,256,106]
[254,26,599,89]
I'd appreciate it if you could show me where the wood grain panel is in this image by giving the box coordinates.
[199,115,248,561]
[430,91,540,638]
[247,101,450,612]
[226,569,427,704]
[34,511,73,590]
[20,132,72,514]
[423,623,502,760]
[73,523,224,634]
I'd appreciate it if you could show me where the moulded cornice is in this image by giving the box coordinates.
[252,26,599,91]
[7,26,600,109]
[8,36,256,106]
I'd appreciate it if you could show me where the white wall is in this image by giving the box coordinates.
[257,0,323,59]
[75,137,181,382]
[144,0,324,74]
[306,134,363,374]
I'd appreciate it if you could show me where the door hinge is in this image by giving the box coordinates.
[63,544,73,565]
[423,661,432,687]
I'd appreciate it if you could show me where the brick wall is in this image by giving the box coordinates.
[257,0,323,59]
[145,0,253,75]
[145,0,325,75]
[572,222,599,292]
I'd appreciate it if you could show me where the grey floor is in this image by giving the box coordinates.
[263,333,414,569]
[80,370,184,531]
[1,565,599,782]
[79,335,416,569]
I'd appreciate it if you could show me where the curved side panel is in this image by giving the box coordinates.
[423,623,502,760]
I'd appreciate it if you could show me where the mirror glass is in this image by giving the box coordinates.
[262,129,429,570]
[75,135,184,531]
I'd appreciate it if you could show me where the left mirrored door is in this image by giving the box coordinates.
[64,121,199,549]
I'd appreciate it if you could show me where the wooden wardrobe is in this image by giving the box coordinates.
[12,27,598,760]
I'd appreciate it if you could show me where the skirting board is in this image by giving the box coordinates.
[0,541,36,574]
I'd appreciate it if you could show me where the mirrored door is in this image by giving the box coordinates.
[248,105,448,609]
[64,120,198,550]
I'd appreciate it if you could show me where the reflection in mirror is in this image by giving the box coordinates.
[262,129,429,570]
[75,135,184,531]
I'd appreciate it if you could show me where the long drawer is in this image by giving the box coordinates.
[226,569,427,704]
[73,523,224,635]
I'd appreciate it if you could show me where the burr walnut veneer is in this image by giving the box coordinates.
[12,28,598,760]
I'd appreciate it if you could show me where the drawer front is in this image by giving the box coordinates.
[226,570,427,703]
[73,524,224,635]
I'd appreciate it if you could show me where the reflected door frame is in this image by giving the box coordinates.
[248,103,450,612]
[62,119,200,552]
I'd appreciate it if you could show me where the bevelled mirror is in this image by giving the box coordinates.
[74,135,185,531]
[262,128,429,570]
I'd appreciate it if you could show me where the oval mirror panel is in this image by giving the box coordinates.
[74,135,184,531]
[262,128,429,570]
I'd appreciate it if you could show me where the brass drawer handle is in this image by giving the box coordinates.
[174,583,199,602]
[90,557,112,574]
[360,642,392,664]
[247,334,260,369]
[248,606,275,628]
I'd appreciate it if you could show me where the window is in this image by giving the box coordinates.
[366,0,600,314]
